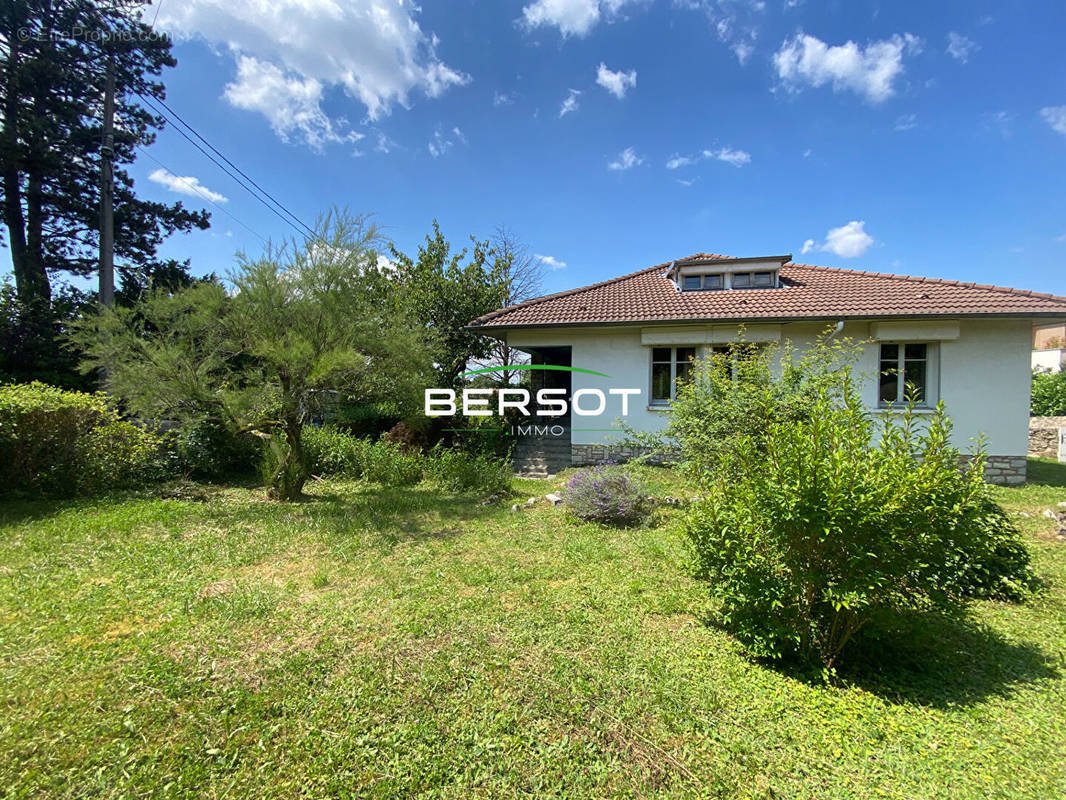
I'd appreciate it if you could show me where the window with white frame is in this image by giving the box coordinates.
[878,342,934,406]
[650,346,697,403]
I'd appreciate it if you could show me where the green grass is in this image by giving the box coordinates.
[1,462,1065,798]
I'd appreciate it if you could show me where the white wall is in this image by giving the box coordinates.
[507,317,1033,456]
[1032,348,1066,373]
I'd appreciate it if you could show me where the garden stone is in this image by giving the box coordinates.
[511,504,520,512]
[524,497,537,508]
[545,493,563,506]
[1043,509,1058,519]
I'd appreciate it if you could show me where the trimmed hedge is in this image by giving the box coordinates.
[0,382,172,497]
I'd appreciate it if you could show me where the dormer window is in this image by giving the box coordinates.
[672,254,790,293]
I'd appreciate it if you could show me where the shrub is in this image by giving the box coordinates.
[947,496,1037,601]
[683,366,1033,673]
[79,420,174,493]
[427,445,512,495]
[562,466,653,526]
[0,381,172,497]
[1031,369,1066,416]
[176,418,260,481]
[620,333,861,480]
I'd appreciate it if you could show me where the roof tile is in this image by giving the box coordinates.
[469,253,1066,328]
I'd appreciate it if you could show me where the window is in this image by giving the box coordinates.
[709,342,764,377]
[879,342,930,405]
[651,346,697,403]
[681,274,724,291]
[728,271,776,289]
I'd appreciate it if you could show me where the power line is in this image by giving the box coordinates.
[138,147,267,244]
[144,94,319,241]
[136,92,318,242]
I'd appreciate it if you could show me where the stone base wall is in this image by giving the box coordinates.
[1029,416,1066,459]
[980,455,1027,486]
[573,444,1027,485]
[571,444,676,466]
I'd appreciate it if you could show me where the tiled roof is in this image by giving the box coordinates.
[469,253,1066,329]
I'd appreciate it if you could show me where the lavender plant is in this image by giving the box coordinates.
[562,466,653,526]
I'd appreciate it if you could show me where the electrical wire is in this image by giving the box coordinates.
[136,92,319,243]
[138,147,267,244]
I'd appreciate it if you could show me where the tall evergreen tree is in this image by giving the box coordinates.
[0,0,210,310]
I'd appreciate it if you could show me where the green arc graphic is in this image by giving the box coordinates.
[461,364,612,379]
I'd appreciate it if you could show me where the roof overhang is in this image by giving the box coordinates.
[468,311,1066,334]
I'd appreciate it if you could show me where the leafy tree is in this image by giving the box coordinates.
[77,210,432,500]
[389,221,509,388]
[1,1,209,305]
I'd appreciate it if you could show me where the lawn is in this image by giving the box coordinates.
[1,462,1065,799]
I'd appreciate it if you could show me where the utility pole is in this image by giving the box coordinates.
[98,50,115,308]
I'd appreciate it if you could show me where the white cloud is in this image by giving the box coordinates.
[706,146,751,167]
[559,88,581,117]
[946,32,978,63]
[803,220,875,259]
[596,62,637,99]
[493,90,515,107]
[893,113,917,131]
[520,0,640,38]
[665,154,697,170]
[428,126,466,158]
[675,177,696,187]
[607,146,643,171]
[148,0,469,148]
[682,0,765,64]
[1040,106,1066,136]
[665,146,751,169]
[535,253,568,270]
[223,56,364,150]
[148,168,228,204]
[773,31,921,103]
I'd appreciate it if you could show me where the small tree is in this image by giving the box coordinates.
[389,221,509,388]
[78,210,431,500]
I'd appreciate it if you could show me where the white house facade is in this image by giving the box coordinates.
[467,254,1066,484]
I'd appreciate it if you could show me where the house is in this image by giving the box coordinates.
[1032,322,1066,373]
[466,253,1066,484]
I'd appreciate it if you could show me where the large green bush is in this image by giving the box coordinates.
[0,382,171,497]
[1031,369,1066,416]
[681,355,1034,673]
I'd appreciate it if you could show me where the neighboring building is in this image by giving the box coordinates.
[1032,322,1066,373]
[468,253,1066,484]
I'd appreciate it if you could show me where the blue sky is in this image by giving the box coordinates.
[46,1,1066,296]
